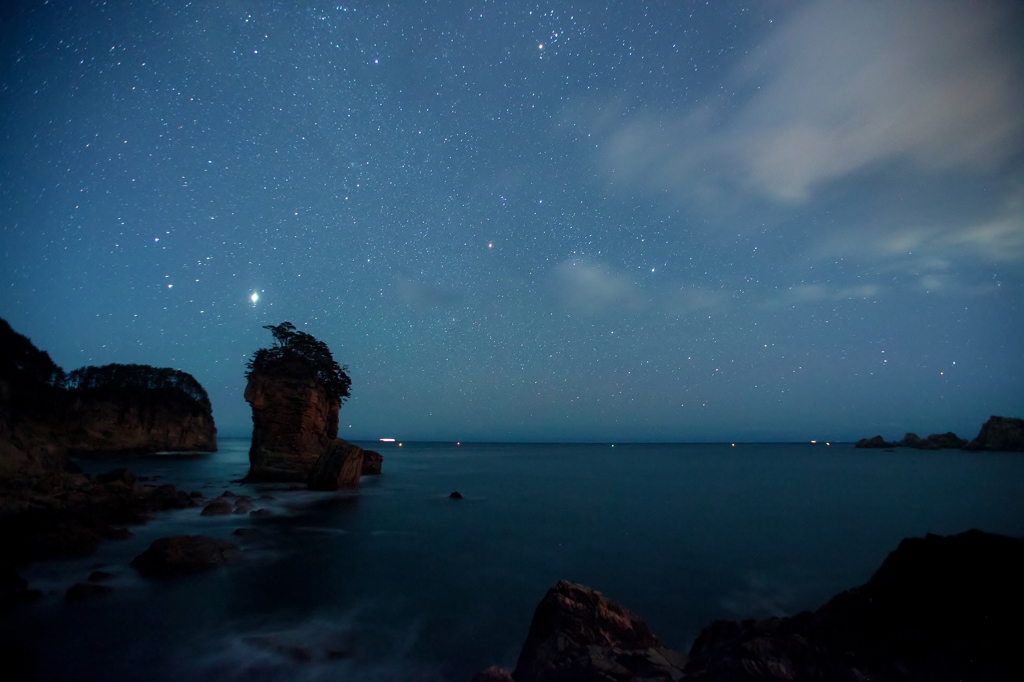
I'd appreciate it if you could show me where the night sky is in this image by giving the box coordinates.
[2,1,1022,442]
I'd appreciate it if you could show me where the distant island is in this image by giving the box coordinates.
[856,416,1024,452]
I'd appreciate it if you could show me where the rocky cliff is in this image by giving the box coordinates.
[243,322,379,487]
[0,319,216,469]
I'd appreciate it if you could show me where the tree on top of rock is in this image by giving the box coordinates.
[246,322,351,403]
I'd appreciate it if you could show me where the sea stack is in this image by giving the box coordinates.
[243,322,379,488]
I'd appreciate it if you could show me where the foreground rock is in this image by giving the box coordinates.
[687,529,1024,680]
[494,530,1024,682]
[243,322,380,487]
[131,535,240,577]
[0,466,199,569]
[511,581,687,682]
[965,415,1024,452]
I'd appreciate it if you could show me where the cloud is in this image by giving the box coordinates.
[553,261,645,315]
[395,277,462,308]
[597,0,1024,202]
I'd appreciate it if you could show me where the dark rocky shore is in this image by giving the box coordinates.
[479,529,1024,682]
[856,415,1024,451]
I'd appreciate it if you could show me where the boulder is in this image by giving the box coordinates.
[361,449,383,475]
[511,580,687,682]
[131,535,240,577]
[965,415,1024,452]
[854,435,898,448]
[308,439,363,491]
[200,498,234,516]
[449,491,463,499]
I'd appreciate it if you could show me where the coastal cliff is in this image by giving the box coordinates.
[0,319,216,469]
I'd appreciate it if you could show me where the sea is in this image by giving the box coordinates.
[4,438,1024,681]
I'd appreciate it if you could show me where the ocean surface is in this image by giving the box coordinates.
[5,439,1024,681]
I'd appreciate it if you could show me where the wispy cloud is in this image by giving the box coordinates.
[395,277,462,308]
[552,261,645,315]
[597,0,1024,204]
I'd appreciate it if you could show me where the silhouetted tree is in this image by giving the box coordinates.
[65,363,211,410]
[0,317,66,392]
[246,322,351,403]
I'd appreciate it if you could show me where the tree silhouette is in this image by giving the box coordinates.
[65,363,211,410]
[246,322,351,403]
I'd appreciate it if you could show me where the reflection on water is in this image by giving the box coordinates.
[4,438,1024,681]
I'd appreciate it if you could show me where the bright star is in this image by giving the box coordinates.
[250,292,259,303]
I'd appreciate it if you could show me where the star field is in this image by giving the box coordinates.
[2,1,1022,441]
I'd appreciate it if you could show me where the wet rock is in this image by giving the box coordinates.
[361,449,383,475]
[131,535,240,577]
[449,491,464,499]
[232,527,263,537]
[65,582,112,600]
[200,498,234,516]
[232,501,254,514]
[250,508,272,517]
[512,580,686,682]
[965,415,1024,452]
[473,666,514,682]
[307,439,363,491]
[87,570,114,582]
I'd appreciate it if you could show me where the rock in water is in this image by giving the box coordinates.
[512,580,687,682]
[131,535,240,577]
[308,439,363,490]
[854,435,899,448]
[244,366,340,482]
[965,415,1024,452]
[361,449,383,475]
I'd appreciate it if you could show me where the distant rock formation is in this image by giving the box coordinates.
[900,431,968,450]
[854,435,899,448]
[243,322,380,487]
[965,415,1024,452]
[488,530,1024,682]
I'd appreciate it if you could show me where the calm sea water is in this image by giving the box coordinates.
[5,439,1024,681]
